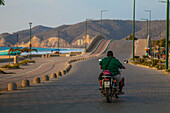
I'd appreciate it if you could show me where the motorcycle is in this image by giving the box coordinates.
[101,70,119,103]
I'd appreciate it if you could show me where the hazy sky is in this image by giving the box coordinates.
[0,0,167,33]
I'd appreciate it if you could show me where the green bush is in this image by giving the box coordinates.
[165,69,170,72]
[28,60,35,63]
[131,61,138,64]
[151,59,159,66]
[161,60,165,63]
[134,56,140,59]
[161,65,165,69]
[1,64,10,68]
[1,64,20,69]
[19,60,28,65]
[154,65,159,68]
[142,55,149,59]
[129,58,133,61]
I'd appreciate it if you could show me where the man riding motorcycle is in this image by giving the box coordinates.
[99,51,125,94]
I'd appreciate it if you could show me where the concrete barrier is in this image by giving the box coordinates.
[42,55,45,58]
[61,70,66,75]
[50,73,57,79]
[22,79,30,87]
[57,71,62,77]
[43,75,49,81]
[70,52,82,56]
[8,82,17,91]
[33,77,41,83]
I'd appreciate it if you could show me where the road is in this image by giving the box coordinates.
[0,40,169,113]
[91,40,111,55]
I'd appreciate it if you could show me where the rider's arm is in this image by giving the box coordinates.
[99,59,103,70]
[116,59,125,69]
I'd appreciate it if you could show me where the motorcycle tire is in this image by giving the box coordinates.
[115,94,118,98]
[105,88,112,103]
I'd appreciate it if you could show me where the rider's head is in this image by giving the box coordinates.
[107,51,113,57]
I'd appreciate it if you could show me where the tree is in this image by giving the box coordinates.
[8,47,38,65]
[0,0,5,5]
[127,34,138,40]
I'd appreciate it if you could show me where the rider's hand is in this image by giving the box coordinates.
[122,66,126,69]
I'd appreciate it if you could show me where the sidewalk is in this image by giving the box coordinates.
[0,56,76,89]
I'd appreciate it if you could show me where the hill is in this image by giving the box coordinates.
[0,20,167,48]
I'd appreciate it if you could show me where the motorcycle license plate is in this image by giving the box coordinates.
[104,81,110,88]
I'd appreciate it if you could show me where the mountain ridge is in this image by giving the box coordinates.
[0,19,167,47]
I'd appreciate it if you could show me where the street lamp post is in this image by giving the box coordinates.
[159,0,169,69]
[145,10,151,36]
[29,22,32,60]
[100,10,108,35]
[166,0,169,69]
[133,0,136,61]
[141,18,149,38]
[58,31,60,56]
[85,19,93,50]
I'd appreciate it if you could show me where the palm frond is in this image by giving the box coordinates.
[0,0,5,5]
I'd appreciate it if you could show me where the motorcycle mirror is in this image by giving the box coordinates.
[99,59,102,62]
[124,60,128,64]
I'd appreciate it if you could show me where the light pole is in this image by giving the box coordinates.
[141,18,149,38]
[58,30,60,56]
[100,10,108,35]
[85,19,93,50]
[29,22,32,60]
[145,10,152,36]
[133,0,135,61]
[165,0,169,69]
[159,0,169,69]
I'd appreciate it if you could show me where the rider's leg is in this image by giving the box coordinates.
[119,77,125,93]
[99,80,102,87]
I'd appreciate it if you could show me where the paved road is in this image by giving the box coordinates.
[91,40,111,55]
[0,40,169,113]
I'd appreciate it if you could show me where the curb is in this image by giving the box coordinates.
[129,62,170,76]
[1,55,96,93]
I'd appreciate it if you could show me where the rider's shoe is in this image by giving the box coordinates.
[99,87,102,90]
[118,91,125,95]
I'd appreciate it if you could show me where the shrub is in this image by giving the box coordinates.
[28,60,35,63]
[151,59,159,66]
[1,64,20,69]
[165,69,170,72]
[1,64,10,68]
[11,64,20,69]
[142,55,149,59]
[161,60,165,63]
[131,61,138,64]
[19,60,28,65]
[161,65,165,69]
[154,65,159,68]
[134,56,140,59]
[129,58,133,61]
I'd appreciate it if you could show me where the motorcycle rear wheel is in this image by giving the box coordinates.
[105,88,112,103]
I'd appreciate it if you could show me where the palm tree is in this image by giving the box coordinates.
[0,0,5,5]
[8,47,38,65]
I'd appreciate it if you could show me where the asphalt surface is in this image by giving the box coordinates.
[0,40,169,113]
[91,40,111,55]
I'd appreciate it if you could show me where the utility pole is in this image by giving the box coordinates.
[58,31,60,56]
[29,22,32,60]
[133,0,136,61]
[165,0,169,69]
